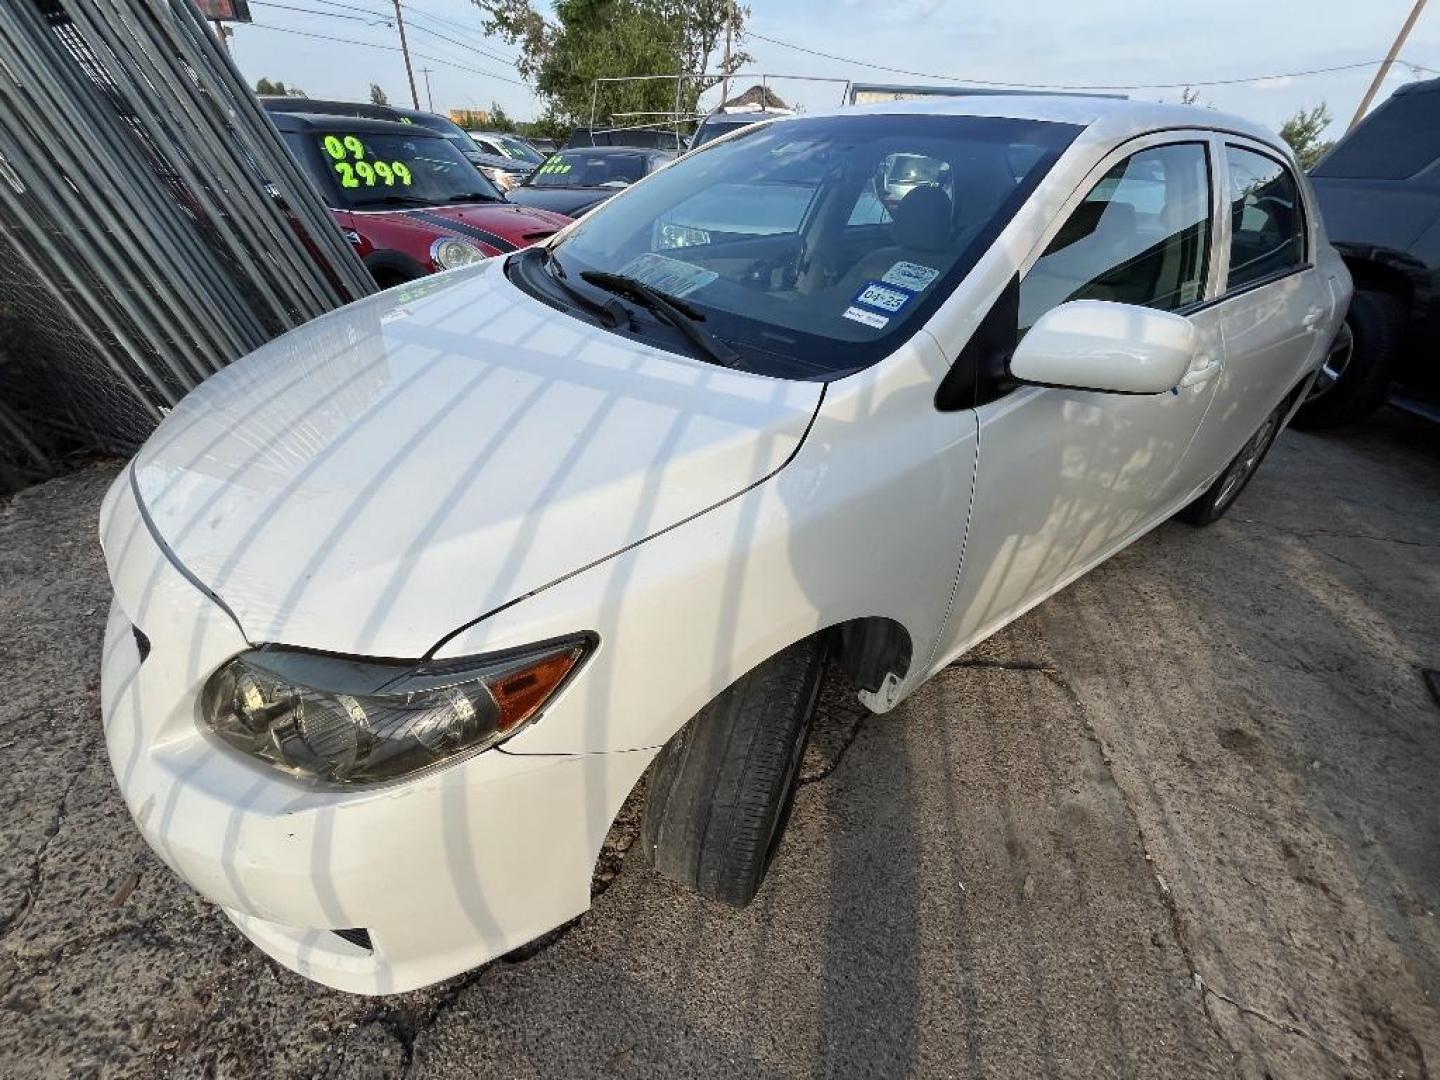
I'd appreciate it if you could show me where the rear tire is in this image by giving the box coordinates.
[1292,289,1405,429]
[1178,401,1286,526]
[641,636,827,907]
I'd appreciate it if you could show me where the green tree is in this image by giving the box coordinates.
[1279,103,1334,171]
[369,83,389,106]
[255,77,305,97]
[488,101,517,133]
[473,0,749,129]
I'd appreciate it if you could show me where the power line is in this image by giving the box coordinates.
[249,0,521,68]
[745,29,1427,92]
[401,19,519,67]
[247,21,528,86]
[402,2,521,60]
[249,1,389,23]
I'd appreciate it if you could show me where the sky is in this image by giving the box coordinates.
[226,0,1440,138]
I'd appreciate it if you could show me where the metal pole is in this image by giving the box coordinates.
[421,66,434,111]
[392,0,420,109]
[1349,0,1429,131]
[720,0,732,106]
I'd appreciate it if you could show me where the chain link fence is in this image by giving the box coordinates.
[0,0,377,492]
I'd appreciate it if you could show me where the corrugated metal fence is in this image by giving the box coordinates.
[0,0,376,490]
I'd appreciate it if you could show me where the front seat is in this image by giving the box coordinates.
[825,185,955,298]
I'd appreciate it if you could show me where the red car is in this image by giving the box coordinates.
[274,112,570,287]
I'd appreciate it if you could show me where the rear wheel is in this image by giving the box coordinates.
[641,636,827,907]
[1292,289,1405,429]
[1178,401,1285,526]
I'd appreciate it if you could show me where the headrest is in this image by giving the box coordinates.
[891,186,953,252]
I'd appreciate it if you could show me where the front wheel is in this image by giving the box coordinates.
[641,636,827,907]
[1292,289,1405,429]
[1178,401,1286,527]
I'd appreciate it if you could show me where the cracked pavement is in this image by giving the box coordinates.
[0,407,1436,1078]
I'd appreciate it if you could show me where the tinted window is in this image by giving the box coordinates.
[1225,147,1305,290]
[529,151,648,188]
[1311,89,1440,180]
[540,113,1079,379]
[1020,142,1211,334]
[309,131,501,208]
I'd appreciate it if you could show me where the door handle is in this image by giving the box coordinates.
[1178,357,1221,389]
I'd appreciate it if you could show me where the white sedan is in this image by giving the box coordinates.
[98,95,1349,994]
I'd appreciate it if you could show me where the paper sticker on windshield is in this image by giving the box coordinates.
[619,252,718,298]
[852,280,914,316]
[881,261,940,292]
[842,306,889,329]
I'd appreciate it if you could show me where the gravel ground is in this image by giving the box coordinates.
[0,408,1435,1079]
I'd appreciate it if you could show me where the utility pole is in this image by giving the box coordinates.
[719,0,734,107]
[391,0,420,110]
[420,67,434,112]
[1349,0,1430,131]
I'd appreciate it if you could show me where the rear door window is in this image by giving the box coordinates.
[1224,147,1306,291]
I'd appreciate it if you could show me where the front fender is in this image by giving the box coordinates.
[436,331,979,755]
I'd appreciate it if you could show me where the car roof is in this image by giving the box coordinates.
[1393,75,1440,97]
[803,94,1282,151]
[705,109,793,123]
[268,112,447,137]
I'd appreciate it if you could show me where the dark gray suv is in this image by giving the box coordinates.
[1300,78,1440,427]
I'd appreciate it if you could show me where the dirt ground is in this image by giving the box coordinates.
[0,408,1435,1079]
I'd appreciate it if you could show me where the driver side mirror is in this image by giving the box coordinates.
[1010,300,1197,395]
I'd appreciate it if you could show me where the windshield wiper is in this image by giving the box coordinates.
[579,270,740,367]
[535,249,629,330]
[446,191,505,203]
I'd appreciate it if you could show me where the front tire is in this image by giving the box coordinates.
[1292,289,1405,429]
[641,636,827,907]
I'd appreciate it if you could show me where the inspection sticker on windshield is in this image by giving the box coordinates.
[842,306,890,329]
[881,261,940,292]
[852,280,915,316]
[619,252,718,298]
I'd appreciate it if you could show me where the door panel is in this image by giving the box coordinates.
[1185,142,1334,479]
[931,136,1223,665]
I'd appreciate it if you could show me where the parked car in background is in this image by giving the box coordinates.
[690,106,796,149]
[505,146,674,218]
[468,130,546,168]
[564,125,687,151]
[260,97,531,193]
[274,113,568,286]
[1301,76,1440,426]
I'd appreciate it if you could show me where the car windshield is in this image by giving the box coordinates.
[528,150,649,189]
[308,131,502,208]
[496,136,545,163]
[543,113,1080,378]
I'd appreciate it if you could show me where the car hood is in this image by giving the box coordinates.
[128,261,822,659]
[399,202,571,248]
[506,186,615,218]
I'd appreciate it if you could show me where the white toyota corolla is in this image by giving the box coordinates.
[99,95,1349,993]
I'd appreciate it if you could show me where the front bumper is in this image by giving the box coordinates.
[98,473,649,994]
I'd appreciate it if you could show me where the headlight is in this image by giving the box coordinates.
[200,636,592,786]
[430,237,486,271]
[480,166,519,191]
